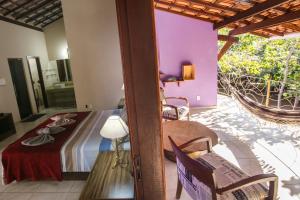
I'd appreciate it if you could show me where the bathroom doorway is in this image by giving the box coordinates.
[27,56,48,112]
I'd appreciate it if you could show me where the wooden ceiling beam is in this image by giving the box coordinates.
[3,0,33,16]
[0,14,42,31]
[238,19,284,36]
[41,14,62,28]
[25,2,61,23]
[282,23,300,32]
[214,0,291,30]
[230,10,300,36]
[263,28,284,36]
[0,0,9,6]
[0,5,10,11]
[188,0,239,14]
[33,9,62,26]
[15,0,57,20]
[155,6,215,23]
[154,0,223,20]
[218,35,239,43]
[156,3,284,37]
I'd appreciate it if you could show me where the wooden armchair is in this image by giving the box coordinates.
[169,136,278,200]
[160,88,190,120]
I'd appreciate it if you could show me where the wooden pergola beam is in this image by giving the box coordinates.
[15,0,57,20]
[282,23,300,32]
[155,6,215,23]
[25,2,61,23]
[263,28,284,36]
[218,35,239,43]
[188,0,239,14]
[230,10,300,36]
[3,0,33,16]
[154,0,223,20]
[218,40,235,61]
[214,0,291,30]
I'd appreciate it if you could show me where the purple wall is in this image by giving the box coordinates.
[155,10,218,107]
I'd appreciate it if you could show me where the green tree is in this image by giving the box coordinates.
[218,30,300,109]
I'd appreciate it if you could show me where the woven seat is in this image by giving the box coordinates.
[169,136,278,200]
[162,105,189,120]
[160,87,190,120]
[177,152,268,200]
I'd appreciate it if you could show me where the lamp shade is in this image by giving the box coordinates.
[100,115,128,139]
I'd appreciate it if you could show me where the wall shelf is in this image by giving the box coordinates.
[162,79,184,87]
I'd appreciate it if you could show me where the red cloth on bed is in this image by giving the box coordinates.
[2,112,90,184]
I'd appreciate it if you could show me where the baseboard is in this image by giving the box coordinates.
[191,105,217,110]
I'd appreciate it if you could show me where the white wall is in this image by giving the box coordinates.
[0,21,49,121]
[61,0,124,111]
[44,18,68,61]
[43,19,67,87]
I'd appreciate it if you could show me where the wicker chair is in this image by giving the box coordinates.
[169,136,278,200]
[160,87,190,120]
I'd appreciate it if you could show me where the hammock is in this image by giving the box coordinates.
[231,88,300,124]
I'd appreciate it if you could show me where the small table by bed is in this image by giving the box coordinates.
[100,115,129,169]
[80,151,134,200]
[163,121,218,162]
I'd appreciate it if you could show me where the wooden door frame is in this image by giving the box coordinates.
[116,0,166,199]
[26,56,49,112]
[8,58,33,119]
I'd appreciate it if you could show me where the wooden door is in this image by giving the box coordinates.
[8,58,33,119]
[116,0,166,199]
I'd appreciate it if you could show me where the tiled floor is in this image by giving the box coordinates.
[165,95,300,200]
[1,97,300,200]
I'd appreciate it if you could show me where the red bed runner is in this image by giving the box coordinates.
[2,112,90,184]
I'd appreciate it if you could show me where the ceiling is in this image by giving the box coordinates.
[0,0,62,31]
[0,0,300,37]
[155,0,300,38]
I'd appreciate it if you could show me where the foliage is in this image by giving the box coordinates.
[218,30,300,83]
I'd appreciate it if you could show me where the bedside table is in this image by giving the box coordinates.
[0,113,16,141]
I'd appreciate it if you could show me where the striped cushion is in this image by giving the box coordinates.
[162,106,189,120]
[176,153,268,200]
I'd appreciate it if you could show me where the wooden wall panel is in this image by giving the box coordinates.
[115,0,166,199]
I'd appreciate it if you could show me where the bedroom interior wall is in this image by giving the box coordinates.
[0,20,49,122]
[43,18,68,87]
[155,10,218,107]
[61,0,124,111]
[43,18,68,61]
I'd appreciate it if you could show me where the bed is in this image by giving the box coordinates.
[1,109,130,184]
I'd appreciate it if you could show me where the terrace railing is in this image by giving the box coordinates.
[218,72,300,111]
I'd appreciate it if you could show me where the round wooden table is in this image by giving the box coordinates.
[163,121,218,162]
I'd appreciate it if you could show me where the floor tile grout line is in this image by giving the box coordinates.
[256,141,300,178]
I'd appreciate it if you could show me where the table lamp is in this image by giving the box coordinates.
[100,115,129,168]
